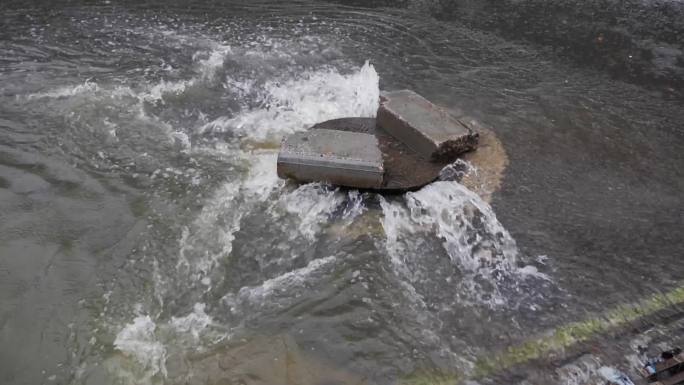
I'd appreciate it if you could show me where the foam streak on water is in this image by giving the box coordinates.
[112,303,218,382]
[25,80,101,100]
[222,255,338,314]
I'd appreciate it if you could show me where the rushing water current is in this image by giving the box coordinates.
[1,1,683,384]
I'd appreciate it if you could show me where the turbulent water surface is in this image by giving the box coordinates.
[1,1,683,384]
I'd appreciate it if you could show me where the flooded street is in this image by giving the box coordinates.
[0,1,683,384]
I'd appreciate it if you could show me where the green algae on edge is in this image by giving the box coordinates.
[399,284,684,384]
[473,284,684,377]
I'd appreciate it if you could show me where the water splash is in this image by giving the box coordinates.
[222,255,338,314]
[175,60,379,283]
[380,181,548,307]
[381,181,519,272]
[113,316,167,379]
[197,60,380,142]
[170,303,214,341]
[111,303,219,383]
[277,183,347,240]
[176,152,282,283]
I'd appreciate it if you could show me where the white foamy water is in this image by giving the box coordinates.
[380,181,549,306]
[170,303,214,341]
[142,79,194,103]
[196,44,232,82]
[140,44,233,104]
[381,181,518,273]
[222,255,338,313]
[27,40,232,104]
[112,304,217,382]
[113,316,167,379]
[277,183,347,240]
[176,179,242,279]
[197,60,380,142]
[242,151,283,201]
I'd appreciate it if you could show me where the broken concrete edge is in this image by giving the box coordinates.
[376,106,435,159]
[378,90,479,162]
[429,130,479,161]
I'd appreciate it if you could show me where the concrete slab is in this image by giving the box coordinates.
[310,117,444,191]
[377,89,479,161]
[277,128,384,188]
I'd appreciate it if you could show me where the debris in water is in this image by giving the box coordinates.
[639,347,684,385]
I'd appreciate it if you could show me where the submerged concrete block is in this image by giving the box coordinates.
[277,128,384,188]
[377,89,479,161]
